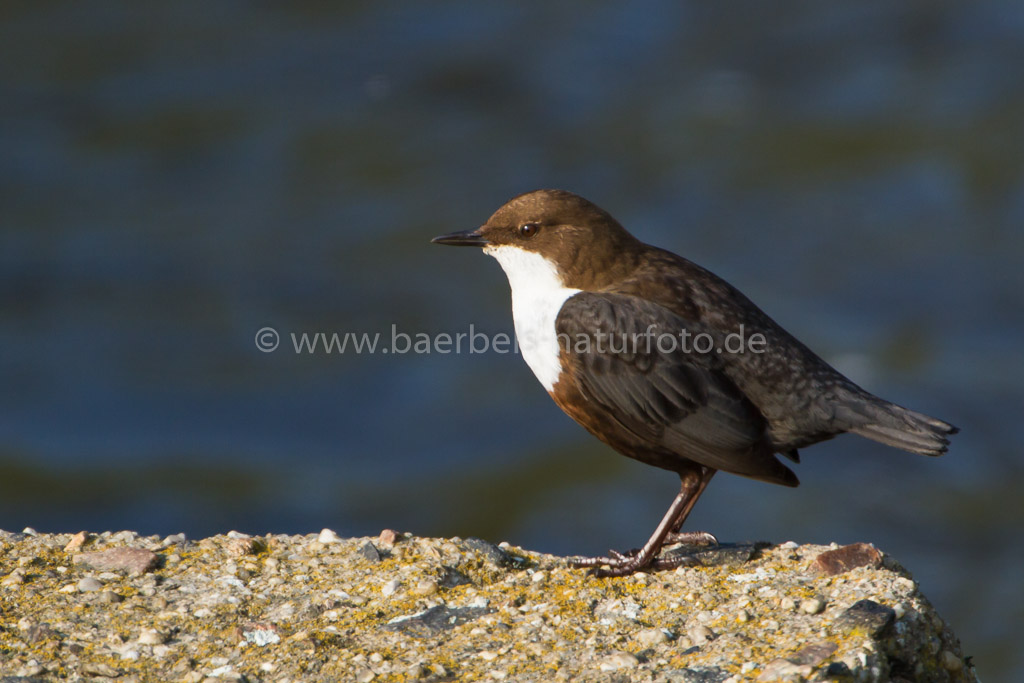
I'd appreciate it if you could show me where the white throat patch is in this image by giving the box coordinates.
[484,245,581,392]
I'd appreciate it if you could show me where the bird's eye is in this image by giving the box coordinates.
[518,222,540,238]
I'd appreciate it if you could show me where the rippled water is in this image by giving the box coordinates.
[1,2,1022,679]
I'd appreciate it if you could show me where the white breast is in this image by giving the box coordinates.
[484,245,581,392]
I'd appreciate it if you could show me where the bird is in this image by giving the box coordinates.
[432,189,957,577]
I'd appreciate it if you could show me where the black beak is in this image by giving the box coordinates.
[431,228,489,247]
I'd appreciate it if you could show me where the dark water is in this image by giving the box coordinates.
[2,1,1022,679]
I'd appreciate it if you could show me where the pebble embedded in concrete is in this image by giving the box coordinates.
[77,577,104,592]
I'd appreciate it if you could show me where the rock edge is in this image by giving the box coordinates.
[0,529,976,682]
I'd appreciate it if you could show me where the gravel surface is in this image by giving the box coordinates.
[0,529,976,682]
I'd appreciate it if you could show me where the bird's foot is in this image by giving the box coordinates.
[568,550,703,577]
[568,552,649,577]
[568,531,717,577]
[604,531,716,562]
[663,531,718,547]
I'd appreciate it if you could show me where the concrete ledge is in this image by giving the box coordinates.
[0,529,976,682]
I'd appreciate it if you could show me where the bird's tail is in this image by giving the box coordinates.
[834,391,958,456]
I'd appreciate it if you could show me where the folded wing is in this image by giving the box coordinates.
[556,292,798,486]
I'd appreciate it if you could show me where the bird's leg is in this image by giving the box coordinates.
[569,466,717,577]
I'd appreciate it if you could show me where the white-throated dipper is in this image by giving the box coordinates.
[433,189,957,577]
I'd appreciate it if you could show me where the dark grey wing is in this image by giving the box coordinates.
[556,292,798,486]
